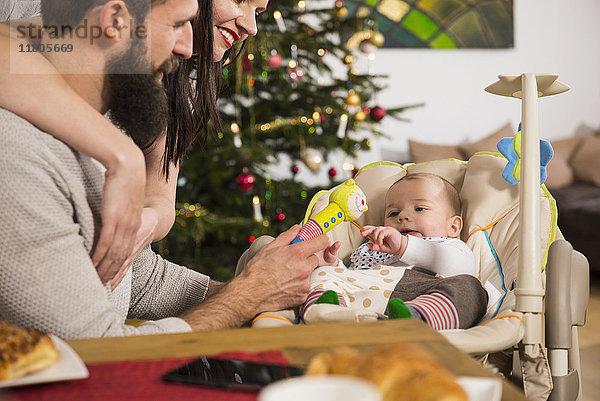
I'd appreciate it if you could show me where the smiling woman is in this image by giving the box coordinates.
[212,0,268,61]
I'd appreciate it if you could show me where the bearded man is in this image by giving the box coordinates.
[0,0,327,339]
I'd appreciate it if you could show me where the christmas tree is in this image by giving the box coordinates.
[155,0,420,281]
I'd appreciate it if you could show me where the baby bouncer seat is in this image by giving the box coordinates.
[239,74,589,401]
[242,155,588,401]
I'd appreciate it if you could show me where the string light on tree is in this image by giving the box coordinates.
[336,113,349,139]
[252,196,263,222]
[276,208,286,221]
[273,10,286,32]
[286,65,306,83]
[230,122,242,148]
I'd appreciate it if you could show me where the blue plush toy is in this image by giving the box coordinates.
[497,123,553,185]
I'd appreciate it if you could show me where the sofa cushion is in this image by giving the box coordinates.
[544,135,588,189]
[571,134,600,185]
[408,140,465,163]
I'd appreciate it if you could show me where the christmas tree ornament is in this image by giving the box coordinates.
[353,110,367,122]
[276,212,286,221]
[345,92,360,106]
[335,0,344,7]
[291,164,300,174]
[266,52,282,68]
[236,171,256,190]
[343,54,355,65]
[328,167,338,178]
[369,31,385,47]
[369,105,386,122]
[301,147,323,171]
[336,6,348,18]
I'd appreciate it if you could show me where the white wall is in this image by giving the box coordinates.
[374,0,600,159]
[277,0,600,186]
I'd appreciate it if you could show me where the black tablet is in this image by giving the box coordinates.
[162,356,305,392]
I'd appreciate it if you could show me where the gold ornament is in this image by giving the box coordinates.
[370,31,385,47]
[343,54,355,65]
[353,110,367,122]
[345,93,360,106]
[301,147,323,171]
[336,7,348,18]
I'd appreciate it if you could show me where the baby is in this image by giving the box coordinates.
[302,172,488,330]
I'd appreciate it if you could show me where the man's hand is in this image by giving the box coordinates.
[362,225,408,256]
[179,225,329,331]
[93,145,147,285]
[315,241,341,267]
[239,225,330,312]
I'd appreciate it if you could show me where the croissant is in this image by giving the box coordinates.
[306,344,467,401]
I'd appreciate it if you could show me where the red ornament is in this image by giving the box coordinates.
[369,106,386,122]
[328,167,338,178]
[352,167,359,177]
[291,164,300,174]
[276,213,286,221]
[267,53,282,69]
[236,172,255,190]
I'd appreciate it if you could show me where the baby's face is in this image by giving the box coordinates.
[384,177,458,238]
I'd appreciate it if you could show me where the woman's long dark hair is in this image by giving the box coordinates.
[160,0,224,177]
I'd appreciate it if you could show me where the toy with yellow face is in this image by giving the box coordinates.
[292,179,368,243]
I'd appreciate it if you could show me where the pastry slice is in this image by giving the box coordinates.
[0,320,59,380]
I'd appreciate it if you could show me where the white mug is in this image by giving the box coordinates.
[259,375,381,401]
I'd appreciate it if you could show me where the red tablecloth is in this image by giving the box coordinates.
[5,351,289,401]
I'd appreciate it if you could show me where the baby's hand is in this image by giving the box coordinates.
[316,241,341,267]
[362,226,407,256]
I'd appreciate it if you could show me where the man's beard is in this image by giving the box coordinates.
[105,40,180,150]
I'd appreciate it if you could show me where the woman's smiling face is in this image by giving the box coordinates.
[212,0,269,61]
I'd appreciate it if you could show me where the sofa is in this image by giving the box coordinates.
[407,123,600,272]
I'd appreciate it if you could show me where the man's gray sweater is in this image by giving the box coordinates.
[0,108,209,339]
